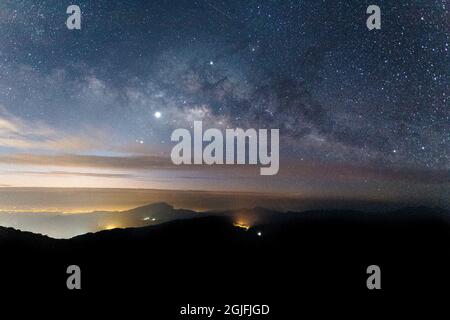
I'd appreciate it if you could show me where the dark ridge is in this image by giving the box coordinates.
[1,206,449,315]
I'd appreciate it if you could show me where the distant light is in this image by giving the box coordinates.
[143,217,150,221]
[233,221,250,231]
[257,231,262,237]
[104,224,117,230]
[152,218,157,221]
[209,61,214,65]
[154,111,162,119]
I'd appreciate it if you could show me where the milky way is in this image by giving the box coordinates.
[0,1,448,207]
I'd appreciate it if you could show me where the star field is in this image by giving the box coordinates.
[0,0,448,206]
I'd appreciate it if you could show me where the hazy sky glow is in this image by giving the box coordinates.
[0,187,442,238]
[0,1,448,211]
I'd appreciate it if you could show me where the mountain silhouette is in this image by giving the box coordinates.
[0,205,449,317]
[121,201,200,221]
[0,201,201,238]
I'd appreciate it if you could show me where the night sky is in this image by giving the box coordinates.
[0,1,448,209]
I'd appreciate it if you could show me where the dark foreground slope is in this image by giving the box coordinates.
[1,207,449,317]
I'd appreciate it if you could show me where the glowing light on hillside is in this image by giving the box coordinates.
[233,220,251,230]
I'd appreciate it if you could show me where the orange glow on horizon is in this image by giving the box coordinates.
[233,220,251,230]
[104,224,120,230]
